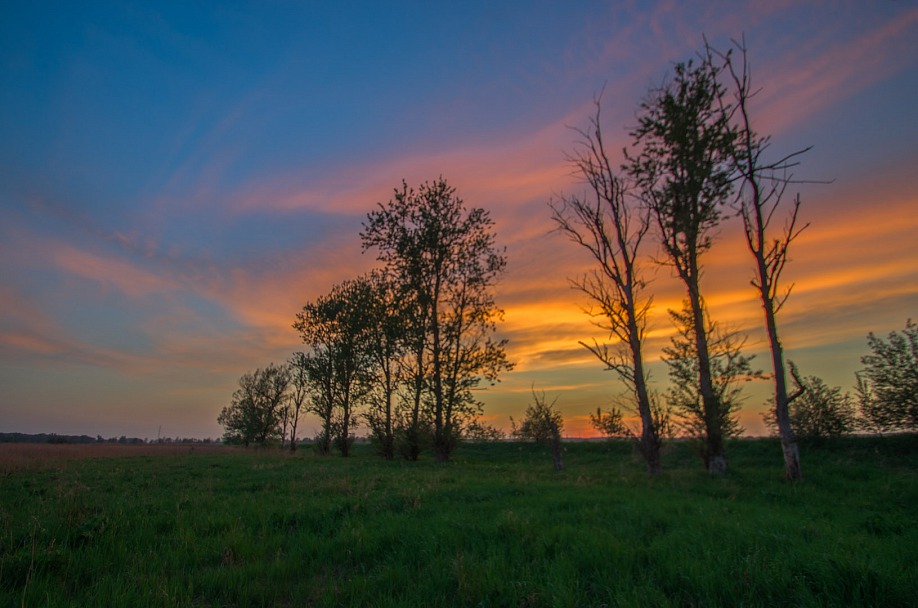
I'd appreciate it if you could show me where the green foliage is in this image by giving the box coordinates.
[462,420,506,442]
[765,373,855,440]
[217,363,291,447]
[511,389,564,443]
[857,319,918,432]
[361,178,512,461]
[664,303,761,461]
[589,406,627,438]
[2,437,917,606]
[293,277,378,456]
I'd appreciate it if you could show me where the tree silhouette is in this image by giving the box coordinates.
[628,54,738,474]
[362,178,512,462]
[218,363,291,447]
[293,278,375,456]
[709,38,811,479]
[551,96,661,474]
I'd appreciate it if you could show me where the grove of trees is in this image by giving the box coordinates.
[218,39,916,477]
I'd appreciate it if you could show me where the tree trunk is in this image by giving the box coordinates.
[763,293,802,480]
[688,279,727,475]
[550,423,564,471]
[631,321,661,475]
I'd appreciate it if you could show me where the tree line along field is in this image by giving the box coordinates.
[1,436,915,607]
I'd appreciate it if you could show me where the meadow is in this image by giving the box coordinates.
[1,436,915,607]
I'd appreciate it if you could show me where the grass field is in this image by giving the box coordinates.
[1,436,916,607]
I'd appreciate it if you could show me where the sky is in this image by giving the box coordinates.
[1,1,916,440]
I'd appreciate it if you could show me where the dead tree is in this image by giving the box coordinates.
[710,38,811,479]
[550,96,661,475]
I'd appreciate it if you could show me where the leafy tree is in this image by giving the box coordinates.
[628,52,737,474]
[708,38,812,479]
[664,303,760,465]
[218,363,291,447]
[293,278,375,456]
[550,96,661,474]
[764,370,854,440]
[362,178,512,462]
[857,319,918,432]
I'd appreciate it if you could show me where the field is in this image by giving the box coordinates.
[1,437,916,607]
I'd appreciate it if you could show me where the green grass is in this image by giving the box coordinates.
[2,436,916,607]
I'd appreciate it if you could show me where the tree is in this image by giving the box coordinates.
[709,38,811,480]
[857,319,918,432]
[589,406,627,438]
[628,53,737,474]
[511,388,565,471]
[217,363,291,447]
[664,303,760,465]
[764,370,854,440]
[361,178,512,462]
[511,388,564,443]
[293,278,375,457]
[550,96,661,475]
[286,352,311,452]
[360,270,408,460]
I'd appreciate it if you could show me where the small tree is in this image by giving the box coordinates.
[463,420,506,442]
[664,303,760,466]
[782,372,854,440]
[589,406,627,438]
[512,388,565,470]
[857,319,918,432]
[764,367,854,440]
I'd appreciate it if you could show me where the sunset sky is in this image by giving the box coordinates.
[2,1,916,440]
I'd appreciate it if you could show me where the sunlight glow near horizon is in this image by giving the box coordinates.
[1,1,916,440]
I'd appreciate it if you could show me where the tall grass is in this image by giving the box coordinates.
[1,437,916,606]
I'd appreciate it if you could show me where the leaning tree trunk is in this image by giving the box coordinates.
[763,297,802,480]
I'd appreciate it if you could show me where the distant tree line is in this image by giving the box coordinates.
[0,433,219,444]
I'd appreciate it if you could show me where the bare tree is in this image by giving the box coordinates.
[550,96,661,474]
[709,38,811,480]
[628,54,737,474]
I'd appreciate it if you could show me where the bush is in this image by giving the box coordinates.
[765,373,855,440]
